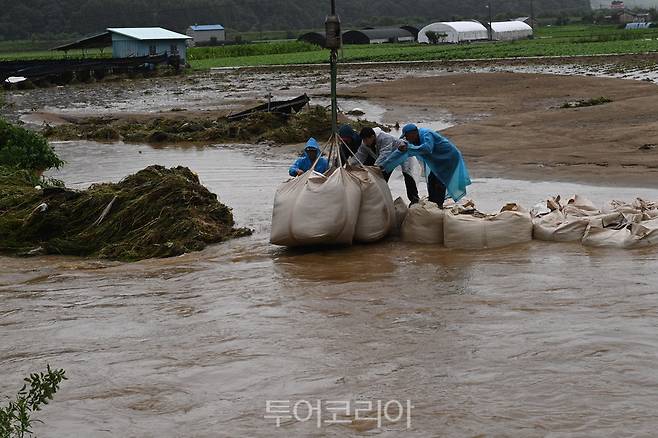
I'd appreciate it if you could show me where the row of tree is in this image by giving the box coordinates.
[0,0,591,41]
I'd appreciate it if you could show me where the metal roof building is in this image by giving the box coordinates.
[342,28,415,44]
[186,24,226,46]
[418,21,489,44]
[53,27,192,61]
[108,28,191,60]
[491,21,533,41]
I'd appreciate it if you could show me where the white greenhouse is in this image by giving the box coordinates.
[491,21,533,41]
[418,21,488,44]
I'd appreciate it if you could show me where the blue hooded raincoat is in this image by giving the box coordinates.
[381,128,471,201]
[289,138,329,177]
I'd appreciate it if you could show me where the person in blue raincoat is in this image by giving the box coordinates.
[289,138,329,177]
[380,124,471,206]
[338,125,364,165]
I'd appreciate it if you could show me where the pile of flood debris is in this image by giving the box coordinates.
[42,105,379,145]
[0,165,251,260]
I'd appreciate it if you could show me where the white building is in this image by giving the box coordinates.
[491,21,534,41]
[418,21,489,44]
[186,24,225,46]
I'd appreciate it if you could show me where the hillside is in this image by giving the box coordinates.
[0,0,591,40]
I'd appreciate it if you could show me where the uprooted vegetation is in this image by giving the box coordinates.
[1,118,251,261]
[41,106,380,144]
[0,165,252,260]
[560,96,613,109]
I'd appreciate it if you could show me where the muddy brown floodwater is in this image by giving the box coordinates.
[2,141,658,437]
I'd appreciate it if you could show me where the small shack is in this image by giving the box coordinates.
[342,28,415,44]
[109,28,191,61]
[54,27,192,62]
[491,21,533,41]
[418,21,489,44]
[186,24,226,46]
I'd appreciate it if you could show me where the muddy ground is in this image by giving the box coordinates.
[348,72,658,187]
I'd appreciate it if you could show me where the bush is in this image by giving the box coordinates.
[0,119,64,171]
[0,365,66,438]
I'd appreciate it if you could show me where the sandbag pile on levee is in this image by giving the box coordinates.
[530,195,658,249]
[531,195,622,242]
[444,202,533,249]
[583,198,658,248]
[270,167,362,246]
[0,165,252,260]
[270,164,397,247]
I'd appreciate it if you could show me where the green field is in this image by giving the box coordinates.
[189,24,658,69]
[1,25,658,67]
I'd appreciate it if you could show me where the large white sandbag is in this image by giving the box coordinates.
[603,198,658,223]
[444,203,532,249]
[532,210,592,242]
[392,197,408,236]
[563,194,600,217]
[401,199,444,244]
[270,167,362,246]
[351,166,395,243]
[582,218,658,249]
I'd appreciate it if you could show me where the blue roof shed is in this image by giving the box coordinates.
[108,27,192,61]
[189,24,225,31]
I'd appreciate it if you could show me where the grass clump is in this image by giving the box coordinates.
[561,96,613,108]
[1,118,251,260]
[0,165,252,260]
[42,106,381,145]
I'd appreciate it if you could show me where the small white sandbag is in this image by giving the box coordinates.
[401,199,445,244]
[444,203,532,249]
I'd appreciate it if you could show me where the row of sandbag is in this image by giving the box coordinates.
[395,199,534,249]
[396,195,658,249]
[531,195,658,249]
[270,166,396,246]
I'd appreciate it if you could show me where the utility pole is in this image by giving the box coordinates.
[487,0,493,41]
[325,0,341,137]
[530,0,535,29]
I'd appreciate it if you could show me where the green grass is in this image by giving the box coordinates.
[188,41,321,60]
[189,32,658,69]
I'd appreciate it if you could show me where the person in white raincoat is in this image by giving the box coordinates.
[351,127,420,205]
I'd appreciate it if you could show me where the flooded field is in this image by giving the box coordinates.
[2,141,658,437]
[5,57,656,128]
